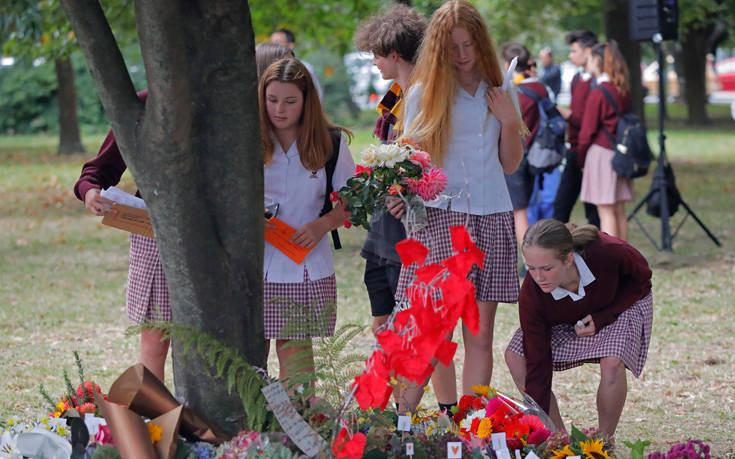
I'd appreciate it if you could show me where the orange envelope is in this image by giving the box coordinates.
[265,217,311,264]
[101,203,155,238]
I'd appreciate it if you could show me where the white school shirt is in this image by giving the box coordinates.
[403,81,514,215]
[550,253,596,301]
[263,133,355,283]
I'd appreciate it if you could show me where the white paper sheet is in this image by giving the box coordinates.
[100,186,147,209]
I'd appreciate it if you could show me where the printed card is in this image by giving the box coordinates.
[447,441,462,458]
[397,415,412,432]
[491,432,508,451]
[495,447,512,459]
[526,452,542,459]
[406,442,414,455]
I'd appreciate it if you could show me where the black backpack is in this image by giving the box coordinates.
[595,85,652,179]
[517,84,566,175]
[319,129,343,249]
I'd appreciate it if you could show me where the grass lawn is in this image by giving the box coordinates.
[1,106,734,455]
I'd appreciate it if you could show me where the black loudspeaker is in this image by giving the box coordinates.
[629,0,678,42]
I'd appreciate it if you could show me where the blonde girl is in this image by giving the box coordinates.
[393,0,525,410]
[259,58,355,382]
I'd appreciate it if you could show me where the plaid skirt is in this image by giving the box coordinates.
[506,291,653,377]
[264,270,337,340]
[396,208,519,304]
[126,234,171,325]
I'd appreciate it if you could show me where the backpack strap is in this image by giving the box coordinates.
[571,73,581,92]
[321,129,342,250]
[592,84,620,147]
[517,84,542,103]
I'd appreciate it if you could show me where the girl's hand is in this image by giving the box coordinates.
[291,220,328,249]
[557,106,572,120]
[84,188,115,216]
[485,87,519,128]
[574,314,596,337]
[386,196,405,219]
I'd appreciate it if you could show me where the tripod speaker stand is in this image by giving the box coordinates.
[626,1,721,251]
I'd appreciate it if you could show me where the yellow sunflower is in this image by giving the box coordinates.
[580,438,610,458]
[471,384,495,397]
[550,445,575,459]
[477,418,493,438]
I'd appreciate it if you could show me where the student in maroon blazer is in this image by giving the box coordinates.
[554,30,600,228]
[577,41,634,241]
[73,91,173,382]
[504,219,653,438]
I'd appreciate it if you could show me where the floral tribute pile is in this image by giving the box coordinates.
[335,141,447,230]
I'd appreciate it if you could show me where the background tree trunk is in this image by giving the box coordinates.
[54,58,85,155]
[60,0,265,434]
[680,23,714,125]
[603,0,645,124]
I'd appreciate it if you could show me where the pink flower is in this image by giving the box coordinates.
[409,150,432,170]
[405,166,448,201]
[527,427,551,445]
[94,424,115,446]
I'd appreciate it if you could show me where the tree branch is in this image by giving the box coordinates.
[58,0,141,152]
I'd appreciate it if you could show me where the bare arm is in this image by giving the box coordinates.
[486,87,523,174]
[291,203,347,249]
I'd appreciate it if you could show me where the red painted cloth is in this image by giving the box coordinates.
[517,80,547,150]
[566,74,593,154]
[517,232,651,412]
[577,82,631,167]
[73,91,148,202]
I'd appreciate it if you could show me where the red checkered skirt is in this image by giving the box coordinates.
[506,291,653,377]
[125,234,171,325]
[396,208,519,304]
[264,270,337,340]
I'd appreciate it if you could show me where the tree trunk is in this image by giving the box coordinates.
[54,58,85,155]
[680,23,714,125]
[603,0,645,124]
[60,0,265,435]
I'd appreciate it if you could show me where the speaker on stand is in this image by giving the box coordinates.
[626,0,721,251]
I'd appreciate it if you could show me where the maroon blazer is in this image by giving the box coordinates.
[577,82,630,167]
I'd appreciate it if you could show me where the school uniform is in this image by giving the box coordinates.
[362,82,407,317]
[505,78,548,210]
[263,133,355,339]
[73,91,171,326]
[578,74,634,205]
[395,81,519,304]
[506,232,653,412]
[553,72,600,226]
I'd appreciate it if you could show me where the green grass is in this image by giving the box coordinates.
[1,117,734,455]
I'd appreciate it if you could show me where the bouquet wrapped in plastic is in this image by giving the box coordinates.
[335,141,447,232]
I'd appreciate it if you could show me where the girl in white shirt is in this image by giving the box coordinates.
[259,58,355,382]
[393,0,525,410]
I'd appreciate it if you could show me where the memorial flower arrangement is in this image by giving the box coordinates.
[334,141,447,230]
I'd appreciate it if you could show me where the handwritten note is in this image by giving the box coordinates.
[447,441,462,458]
[491,432,508,451]
[397,415,412,432]
[261,382,327,457]
[264,217,311,264]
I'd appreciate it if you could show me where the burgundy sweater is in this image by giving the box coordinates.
[519,232,652,413]
[577,82,631,167]
[567,74,593,154]
[518,80,547,151]
[73,91,148,202]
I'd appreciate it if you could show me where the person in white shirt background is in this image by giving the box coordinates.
[390,0,525,412]
[259,58,355,383]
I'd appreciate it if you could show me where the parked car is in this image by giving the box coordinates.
[715,57,735,92]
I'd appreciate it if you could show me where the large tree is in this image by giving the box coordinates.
[59,0,265,433]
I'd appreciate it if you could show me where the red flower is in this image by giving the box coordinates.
[76,381,101,402]
[354,165,372,176]
[453,410,467,424]
[78,402,97,414]
[309,413,329,424]
[332,428,367,459]
[506,437,524,450]
[470,417,481,434]
[343,219,352,229]
[94,424,115,446]
[329,191,340,202]
[458,395,476,412]
[472,396,486,411]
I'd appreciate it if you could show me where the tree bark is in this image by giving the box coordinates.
[54,58,85,155]
[603,0,645,124]
[60,0,264,435]
[680,23,714,125]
